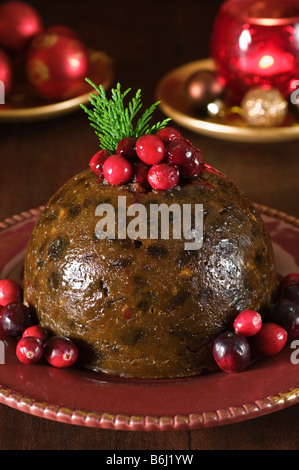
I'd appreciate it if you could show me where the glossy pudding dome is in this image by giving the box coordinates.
[23,84,277,378]
[23,164,277,378]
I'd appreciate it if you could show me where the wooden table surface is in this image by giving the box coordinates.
[0,0,298,451]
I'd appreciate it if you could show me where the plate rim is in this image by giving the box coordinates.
[155,58,299,143]
[0,204,298,431]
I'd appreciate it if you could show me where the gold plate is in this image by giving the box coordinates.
[0,50,114,122]
[156,58,299,143]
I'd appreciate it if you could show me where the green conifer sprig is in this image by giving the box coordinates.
[81,79,171,153]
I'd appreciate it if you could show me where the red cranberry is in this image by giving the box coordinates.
[183,147,204,177]
[233,310,262,337]
[131,161,150,186]
[279,272,299,289]
[16,337,43,364]
[156,126,183,145]
[0,302,33,337]
[102,155,132,185]
[147,163,180,190]
[248,323,287,358]
[22,325,48,343]
[135,134,165,165]
[270,300,299,340]
[0,279,22,307]
[166,140,190,166]
[166,140,203,177]
[44,336,78,368]
[89,149,110,177]
[213,330,251,373]
[279,284,299,304]
[116,137,137,160]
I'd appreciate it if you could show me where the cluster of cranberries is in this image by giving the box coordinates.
[0,278,78,367]
[213,272,299,373]
[89,127,204,191]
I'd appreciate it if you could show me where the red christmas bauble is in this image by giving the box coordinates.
[0,1,43,53]
[26,31,90,100]
[0,48,12,97]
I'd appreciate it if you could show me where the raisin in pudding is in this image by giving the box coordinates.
[23,83,277,378]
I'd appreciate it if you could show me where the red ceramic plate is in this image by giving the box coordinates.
[0,205,298,431]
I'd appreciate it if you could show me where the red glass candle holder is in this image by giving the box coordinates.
[211,0,299,103]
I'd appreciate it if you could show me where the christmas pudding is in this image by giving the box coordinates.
[23,82,277,378]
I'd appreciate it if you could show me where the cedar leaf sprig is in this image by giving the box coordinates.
[81,79,171,154]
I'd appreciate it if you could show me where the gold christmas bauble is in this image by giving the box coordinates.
[241,87,287,127]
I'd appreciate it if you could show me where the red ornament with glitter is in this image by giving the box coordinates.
[25,31,90,100]
[0,48,12,97]
[211,0,299,102]
[0,1,43,53]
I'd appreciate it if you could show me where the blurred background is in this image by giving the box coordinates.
[1,0,298,223]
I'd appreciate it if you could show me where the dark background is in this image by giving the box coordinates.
[0,0,298,450]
